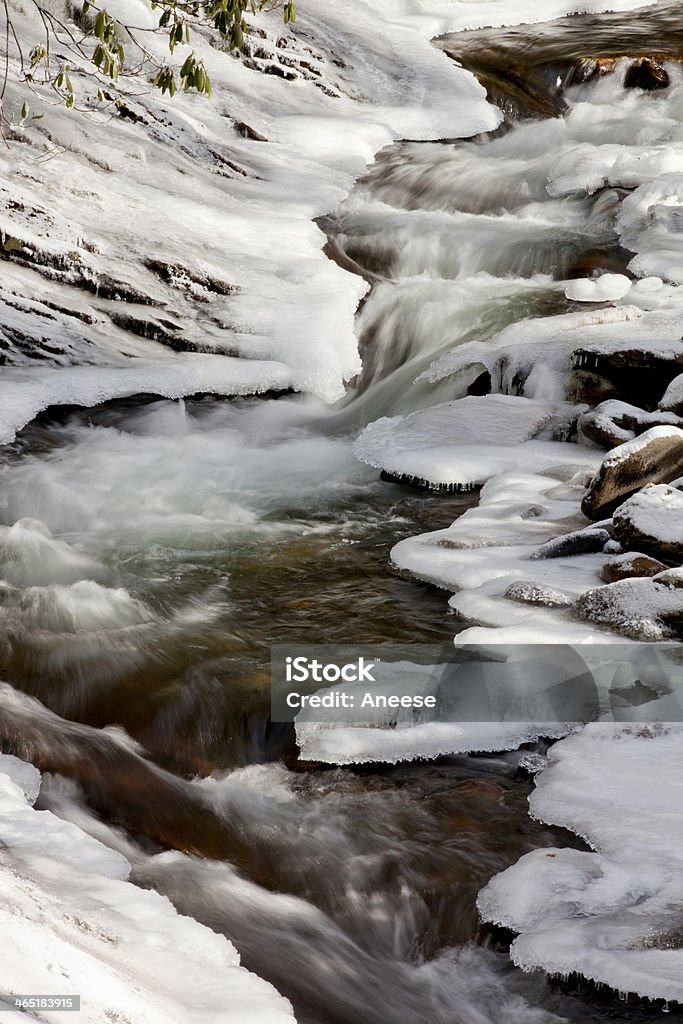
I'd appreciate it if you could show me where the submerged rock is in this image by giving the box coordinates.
[613,483,683,563]
[581,426,683,520]
[601,551,668,583]
[624,57,670,91]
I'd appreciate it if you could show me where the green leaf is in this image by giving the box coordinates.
[94,10,107,39]
[21,101,28,120]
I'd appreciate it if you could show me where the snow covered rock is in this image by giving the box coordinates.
[600,551,668,583]
[577,399,683,451]
[503,581,573,609]
[571,342,683,410]
[613,483,683,562]
[478,724,683,1003]
[529,525,612,560]
[659,372,683,414]
[581,426,683,519]
[391,463,617,646]
[574,575,683,640]
[353,395,582,490]
[577,399,639,448]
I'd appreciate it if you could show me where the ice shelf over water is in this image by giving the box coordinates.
[478,724,683,1003]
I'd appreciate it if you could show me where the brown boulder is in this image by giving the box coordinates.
[601,552,668,583]
[624,58,670,91]
[581,426,683,520]
[571,347,683,411]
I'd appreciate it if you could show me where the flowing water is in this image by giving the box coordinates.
[2,6,683,1023]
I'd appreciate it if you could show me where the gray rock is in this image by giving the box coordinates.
[530,526,612,560]
[504,581,573,608]
[582,426,683,520]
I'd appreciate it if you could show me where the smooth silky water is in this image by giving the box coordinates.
[2,6,683,1023]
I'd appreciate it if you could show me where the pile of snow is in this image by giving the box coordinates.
[478,724,683,1003]
[564,273,630,302]
[0,753,296,1023]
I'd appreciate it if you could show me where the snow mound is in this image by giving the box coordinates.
[565,273,632,302]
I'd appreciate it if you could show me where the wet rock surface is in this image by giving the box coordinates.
[438,0,683,122]
[571,346,683,411]
[530,525,612,560]
[624,57,670,90]
[581,427,683,520]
